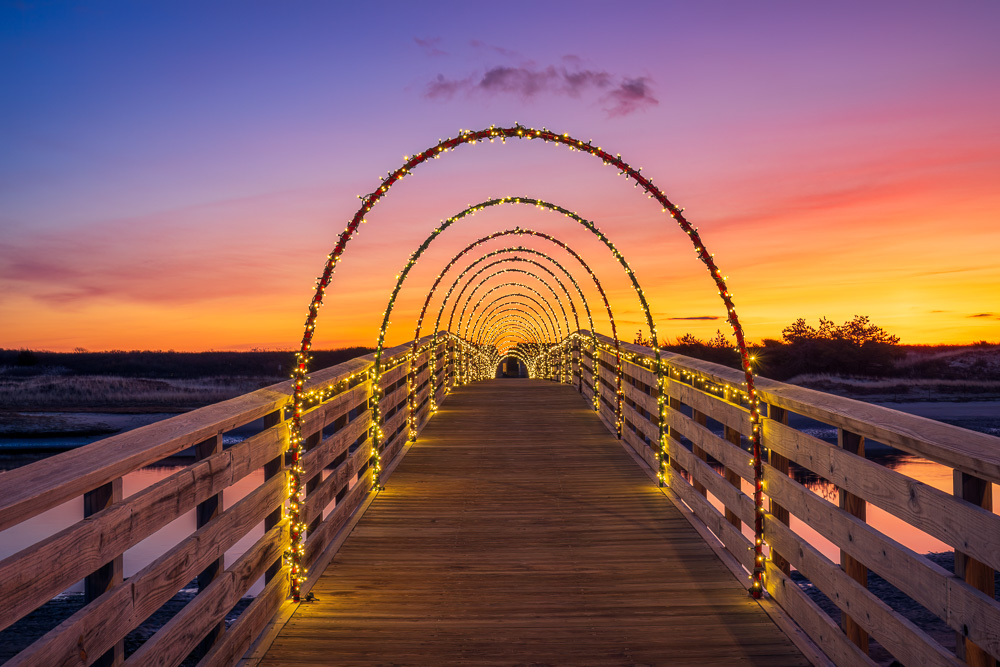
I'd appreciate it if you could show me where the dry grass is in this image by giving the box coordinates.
[0,375,279,411]
[788,373,1000,399]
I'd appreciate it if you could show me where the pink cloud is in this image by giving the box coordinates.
[424,60,657,117]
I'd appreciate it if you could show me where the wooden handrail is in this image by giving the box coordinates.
[566,330,1000,665]
[5,330,997,666]
[0,333,456,666]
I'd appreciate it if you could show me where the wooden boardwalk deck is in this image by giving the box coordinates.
[259,380,809,666]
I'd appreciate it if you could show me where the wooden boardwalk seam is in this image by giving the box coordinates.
[259,379,809,666]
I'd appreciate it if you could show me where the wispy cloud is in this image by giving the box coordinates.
[668,316,721,321]
[469,40,520,59]
[423,55,657,117]
[414,37,446,57]
[969,312,997,318]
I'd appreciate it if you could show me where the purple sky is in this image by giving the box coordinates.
[2,1,999,350]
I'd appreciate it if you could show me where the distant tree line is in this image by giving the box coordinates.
[0,347,374,379]
[643,315,906,380]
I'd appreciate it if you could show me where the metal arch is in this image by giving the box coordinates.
[452,276,565,344]
[473,309,554,379]
[478,319,544,352]
[292,126,765,602]
[409,225,617,397]
[471,303,549,345]
[481,322,541,353]
[477,313,547,348]
[468,294,557,339]
[446,250,584,339]
[452,269,569,342]
[447,262,570,342]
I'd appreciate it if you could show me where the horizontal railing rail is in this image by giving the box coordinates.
[6,329,997,666]
[0,333,458,667]
[558,329,1000,666]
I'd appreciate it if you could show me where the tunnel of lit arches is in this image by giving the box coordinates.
[285,125,766,603]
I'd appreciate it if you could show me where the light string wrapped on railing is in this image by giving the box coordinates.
[291,124,764,601]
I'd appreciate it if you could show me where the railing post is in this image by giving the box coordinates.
[303,430,323,535]
[838,428,869,654]
[573,337,581,391]
[691,409,709,497]
[193,433,225,657]
[767,406,791,576]
[84,477,124,667]
[667,389,683,477]
[953,470,995,666]
[263,409,285,583]
[723,426,743,529]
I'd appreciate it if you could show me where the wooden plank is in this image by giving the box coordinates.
[8,473,287,667]
[669,380,751,438]
[767,405,792,576]
[670,469,755,574]
[623,381,658,416]
[202,570,290,667]
[621,357,657,387]
[302,441,372,526]
[124,521,289,667]
[259,380,807,667]
[766,518,961,667]
[195,434,225,659]
[621,428,657,471]
[0,425,285,634]
[838,428,869,653]
[761,381,1000,485]
[764,419,1000,573]
[83,478,124,667]
[765,562,877,667]
[0,354,375,533]
[667,410,754,484]
[303,468,374,570]
[764,466,1000,660]
[300,412,370,480]
[594,327,1000,485]
[954,471,996,665]
[623,403,657,442]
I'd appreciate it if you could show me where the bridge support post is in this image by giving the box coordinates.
[953,471,995,666]
[691,410,709,497]
[303,430,323,535]
[263,409,285,583]
[838,429,869,655]
[723,426,744,530]
[194,433,225,658]
[666,392,685,480]
[84,478,124,667]
[766,406,791,576]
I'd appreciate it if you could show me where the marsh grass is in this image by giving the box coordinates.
[788,374,1000,400]
[0,375,280,410]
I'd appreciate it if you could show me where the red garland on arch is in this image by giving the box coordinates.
[290,125,765,601]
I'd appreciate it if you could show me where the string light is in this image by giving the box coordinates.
[291,125,765,601]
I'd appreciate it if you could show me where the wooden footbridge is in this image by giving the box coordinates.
[3,125,1000,666]
[2,334,998,666]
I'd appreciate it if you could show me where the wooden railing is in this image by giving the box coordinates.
[5,331,998,666]
[0,334,456,667]
[564,330,1000,666]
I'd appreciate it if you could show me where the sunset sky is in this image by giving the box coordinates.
[2,1,999,351]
